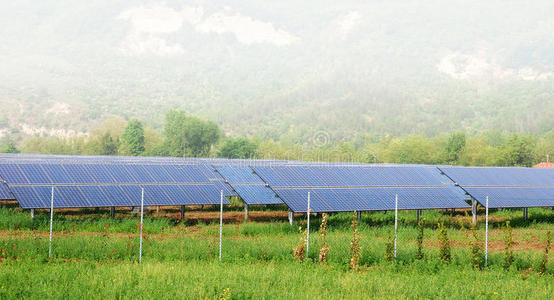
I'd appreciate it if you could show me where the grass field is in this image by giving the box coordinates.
[0,207,552,299]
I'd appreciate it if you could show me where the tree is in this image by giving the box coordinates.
[164,110,221,157]
[500,134,535,166]
[217,138,258,159]
[444,132,466,164]
[1,141,20,153]
[120,119,145,156]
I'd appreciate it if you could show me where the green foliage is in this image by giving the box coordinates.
[120,119,145,156]
[538,231,551,275]
[470,221,484,269]
[500,134,536,167]
[503,221,514,270]
[438,223,451,263]
[416,218,424,260]
[0,141,20,153]
[217,137,258,159]
[384,230,394,262]
[444,132,466,163]
[163,110,221,157]
[318,213,329,264]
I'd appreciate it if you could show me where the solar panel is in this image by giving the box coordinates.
[253,165,469,212]
[439,167,554,208]
[0,181,14,199]
[216,166,282,205]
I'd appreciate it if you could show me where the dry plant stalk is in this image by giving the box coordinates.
[538,231,551,275]
[350,211,361,270]
[293,226,307,262]
[319,213,329,264]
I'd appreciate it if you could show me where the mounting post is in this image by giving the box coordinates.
[110,207,115,219]
[416,209,422,223]
[30,208,35,219]
[139,188,144,263]
[244,203,248,222]
[356,211,361,222]
[471,199,477,227]
[394,194,398,261]
[180,205,185,221]
[49,187,54,259]
[219,190,223,262]
[306,192,311,258]
[485,196,489,267]
[288,210,293,226]
[523,207,528,220]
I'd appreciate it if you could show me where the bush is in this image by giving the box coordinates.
[292,227,306,262]
[318,213,329,264]
[470,220,484,269]
[503,221,514,270]
[438,223,451,263]
[538,231,551,275]
[384,230,394,262]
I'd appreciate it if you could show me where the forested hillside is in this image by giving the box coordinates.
[0,0,553,145]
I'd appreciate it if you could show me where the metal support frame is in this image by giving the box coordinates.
[471,199,477,227]
[394,194,398,261]
[139,188,144,263]
[49,187,54,259]
[30,208,35,219]
[244,203,249,222]
[180,205,185,221]
[110,207,115,219]
[485,196,489,267]
[306,192,311,258]
[356,211,361,222]
[288,210,293,226]
[219,190,223,262]
[416,209,422,223]
[523,207,528,220]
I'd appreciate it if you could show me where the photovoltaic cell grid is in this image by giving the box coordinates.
[0,162,229,209]
[0,181,13,199]
[439,167,554,208]
[252,166,469,212]
[215,166,282,205]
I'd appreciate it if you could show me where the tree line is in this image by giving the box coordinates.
[1,110,552,167]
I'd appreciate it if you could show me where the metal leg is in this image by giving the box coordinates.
[110,207,115,219]
[30,208,35,219]
[523,207,528,220]
[471,199,477,227]
[356,211,361,222]
[288,210,293,226]
[180,205,185,221]
[244,204,248,222]
[416,209,421,223]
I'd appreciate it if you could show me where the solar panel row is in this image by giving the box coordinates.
[439,167,554,186]
[0,163,211,185]
[0,181,13,200]
[274,187,469,213]
[252,166,451,187]
[10,184,224,209]
[462,187,554,208]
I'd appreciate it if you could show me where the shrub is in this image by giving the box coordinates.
[318,213,329,264]
[503,221,514,270]
[350,211,361,270]
[470,220,484,269]
[384,230,394,262]
[293,227,307,262]
[438,223,451,263]
[538,231,551,275]
[416,218,424,260]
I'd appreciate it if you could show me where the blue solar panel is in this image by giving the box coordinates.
[18,164,51,184]
[145,165,175,182]
[109,165,138,183]
[0,182,14,199]
[439,167,554,186]
[274,187,469,213]
[10,186,45,208]
[86,164,116,183]
[463,187,554,208]
[100,186,135,206]
[42,164,73,184]
[63,164,96,183]
[216,166,282,205]
[0,164,29,184]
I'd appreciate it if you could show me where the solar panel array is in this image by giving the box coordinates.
[439,167,554,208]
[215,166,282,205]
[252,166,469,212]
[0,181,13,200]
[0,161,229,209]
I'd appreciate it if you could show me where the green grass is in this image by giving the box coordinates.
[0,207,552,299]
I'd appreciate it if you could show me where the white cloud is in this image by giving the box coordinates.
[118,4,203,34]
